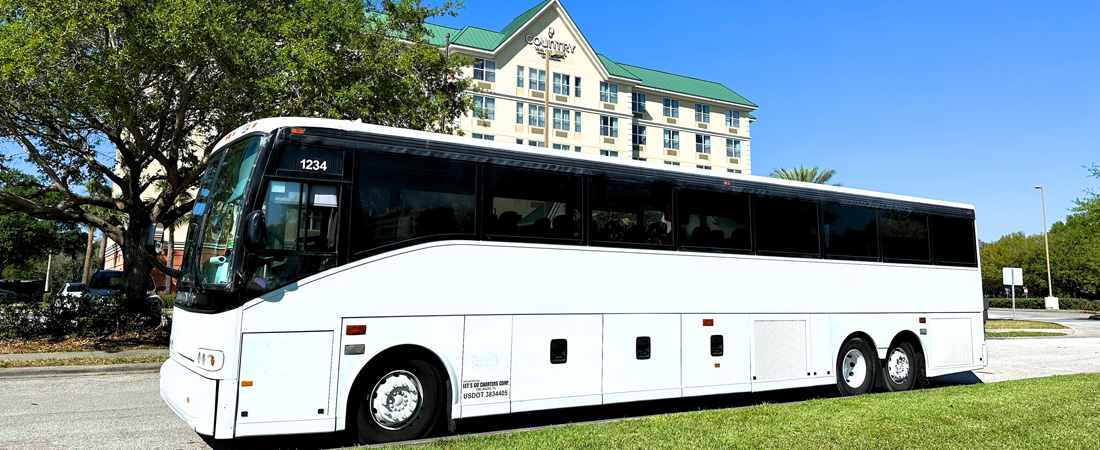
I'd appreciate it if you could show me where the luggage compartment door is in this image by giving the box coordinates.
[237,331,335,436]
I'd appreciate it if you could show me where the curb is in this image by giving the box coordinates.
[0,362,163,379]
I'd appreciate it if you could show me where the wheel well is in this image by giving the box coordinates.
[345,344,453,434]
[888,330,927,382]
[838,331,878,361]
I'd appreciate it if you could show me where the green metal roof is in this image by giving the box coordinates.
[424,0,756,109]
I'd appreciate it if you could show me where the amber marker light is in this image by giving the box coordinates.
[241,381,253,387]
[291,128,306,134]
[703,319,714,326]
[919,317,927,324]
[346,325,367,335]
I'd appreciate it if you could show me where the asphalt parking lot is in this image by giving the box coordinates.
[2,309,1098,450]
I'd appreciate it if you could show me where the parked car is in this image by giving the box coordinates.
[56,282,87,298]
[85,270,165,323]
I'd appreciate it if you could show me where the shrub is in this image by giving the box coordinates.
[159,294,175,310]
[987,297,1100,312]
[0,292,166,339]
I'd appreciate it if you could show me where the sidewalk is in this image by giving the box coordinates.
[0,349,169,379]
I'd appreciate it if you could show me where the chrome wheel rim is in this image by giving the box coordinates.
[887,348,911,385]
[842,348,868,388]
[370,370,424,430]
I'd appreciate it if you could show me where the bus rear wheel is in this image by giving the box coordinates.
[882,341,917,392]
[836,337,877,396]
[356,360,444,444]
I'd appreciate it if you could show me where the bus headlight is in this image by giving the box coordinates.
[196,348,224,371]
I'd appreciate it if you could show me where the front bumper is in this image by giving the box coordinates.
[160,358,218,436]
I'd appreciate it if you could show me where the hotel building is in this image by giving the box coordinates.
[429,0,757,173]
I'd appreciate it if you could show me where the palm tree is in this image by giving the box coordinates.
[770,166,842,186]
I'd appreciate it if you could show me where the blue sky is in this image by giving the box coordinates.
[430,0,1100,241]
[4,1,1096,242]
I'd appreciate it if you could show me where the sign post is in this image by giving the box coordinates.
[1003,267,1023,319]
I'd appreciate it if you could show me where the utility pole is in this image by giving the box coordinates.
[44,253,52,292]
[1034,185,1057,309]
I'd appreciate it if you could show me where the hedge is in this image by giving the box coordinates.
[0,292,167,339]
[987,297,1100,312]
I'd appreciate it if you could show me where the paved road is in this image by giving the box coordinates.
[3,311,1098,450]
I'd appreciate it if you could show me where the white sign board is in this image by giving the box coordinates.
[1002,267,1023,286]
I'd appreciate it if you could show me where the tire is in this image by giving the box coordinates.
[836,337,877,396]
[356,360,444,445]
[881,341,917,392]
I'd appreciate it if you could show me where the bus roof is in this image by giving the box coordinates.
[215,117,975,212]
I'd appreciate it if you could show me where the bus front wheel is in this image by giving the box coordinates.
[356,359,444,444]
[836,337,877,396]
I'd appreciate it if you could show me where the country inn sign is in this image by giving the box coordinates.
[526,27,577,55]
[432,0,757,172]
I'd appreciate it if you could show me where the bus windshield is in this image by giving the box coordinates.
[179,136,263,288]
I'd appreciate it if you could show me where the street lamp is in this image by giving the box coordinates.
[537,48,565,148]
[1034,185,1057,309]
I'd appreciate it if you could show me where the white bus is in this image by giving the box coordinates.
[158,117,985,444]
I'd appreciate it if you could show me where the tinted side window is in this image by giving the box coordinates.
[931,215,977,266]
[882,211,930,263]
[590,178,672,246]
[485,167,581,241]
[352,152,475,254]
[679,189,751,251]
[823,204,879,260]
[754,196,819,256]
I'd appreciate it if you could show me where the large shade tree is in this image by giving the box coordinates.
[0,0,474,301]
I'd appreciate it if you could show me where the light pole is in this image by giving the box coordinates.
[538,48,565,148]
[1034,185,1056,309]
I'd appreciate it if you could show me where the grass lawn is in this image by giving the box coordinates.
[985,331,1066,338]
[984,320,1068,330]
[388,373,1100,450]
[0,355,168,368]
[0,332,168,354]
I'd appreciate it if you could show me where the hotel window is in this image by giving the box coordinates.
[516,102,524,125]
[632,125,647,146]
[471,133,494,141]
[632,92,647,114]
[527,140,545,148]
[725,109,740,128]
[516,138,523,144]
[528,68,546,91]
[726,139,742,158]
[552,143,570,151]
[516,66,524,88]
[727,169,742,174]
[663,98,679,118]
[698,165,711,170]
[695,135,711,154]
[574,77,581,97]
[473,96,495,121]
[528,105,545,128]
[553,108,571,131]
[664,161,680,166]
[600,150,619,158]
[600,82,618,104]
[695,104,710,123]
[553,73,571,96]
[574,111,582,133]
[473,58,496,83]
[663,130,680,149]
[600,116,618,138]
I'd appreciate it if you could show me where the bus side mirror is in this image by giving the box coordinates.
[145,223,163,255]
[243,210,267,252]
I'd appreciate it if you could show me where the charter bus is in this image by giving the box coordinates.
[159,117,985,444]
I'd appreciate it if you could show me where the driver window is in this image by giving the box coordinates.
[249,180,339,292]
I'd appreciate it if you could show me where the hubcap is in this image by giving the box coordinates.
[887,348,911,384]
[842,348,868,388]
[370,370,424,430]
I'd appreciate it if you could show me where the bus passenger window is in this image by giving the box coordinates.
[822,204,879,260]
[678,189,751,251]
[589,178,672,247]
[930,215,976,266]
[882,211,930,263]
[352,152,475,255]
[485,167,581,241]
[754,196,819,256]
